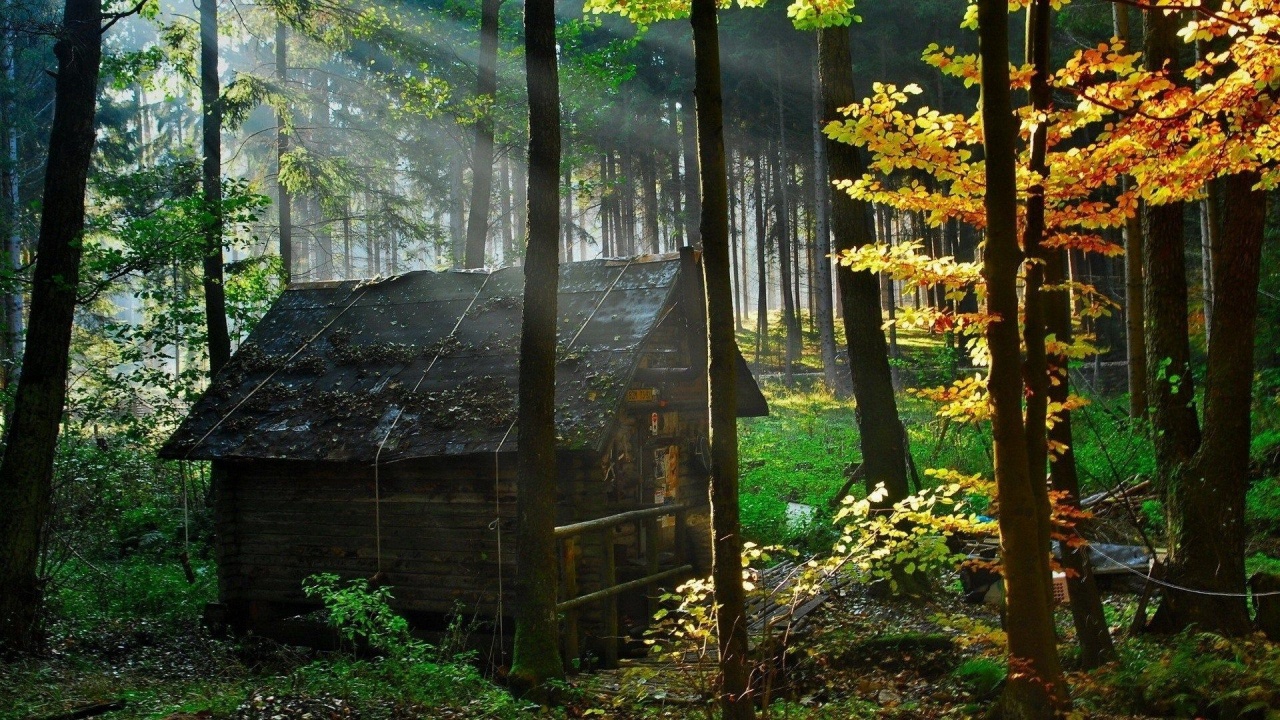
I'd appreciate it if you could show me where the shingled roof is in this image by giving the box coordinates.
[160,255,767,463]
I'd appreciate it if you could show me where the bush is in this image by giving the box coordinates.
[1080,632,1280,719]
[952,658,1005,700]
[1246,477,1280,534]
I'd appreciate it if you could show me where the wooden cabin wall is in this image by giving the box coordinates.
[217,452,603,623]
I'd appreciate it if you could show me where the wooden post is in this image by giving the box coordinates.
[561,537,580,672]
[602,535,619,669]
[644,517,660,621]
[674,506,688,566]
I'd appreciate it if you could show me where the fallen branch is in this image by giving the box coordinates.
[33,700,125,720]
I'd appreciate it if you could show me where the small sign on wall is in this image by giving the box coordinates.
[626,387,657,403]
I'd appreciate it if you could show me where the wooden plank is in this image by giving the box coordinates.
[557,565,692,612]
[555,503,688,538]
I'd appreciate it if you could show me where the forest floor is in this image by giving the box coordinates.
[4,324,1280,719]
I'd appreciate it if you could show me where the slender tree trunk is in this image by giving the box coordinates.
[642,150,660,254]
[977,0,1067,714]
[275,20,292,285]
[770,151,798,379]
[562,162,573,262]
[1,5,23,407]
[1032,6,1112,657]
[689,2,753,716]
[1199,181,1218,348]
[669,101,684,247]
[818,26,909,504]
[1020,0,1058,614]
[1151,172,1264,636]
[464,0,501,268]
[1142,9,1200,493]
[738,158,750,327]
[682,94,700,246]
[1111,5,1148,419]
[509,0,564,693]
[201,0,229,376]
[500,155,513,262]
[450,153,466,266]
[728,150,743,328]
[513,158,527,262]
[1046,244,1115,668]
[753,151,768,362]
[0,0,101,652]
[811,52,840,396]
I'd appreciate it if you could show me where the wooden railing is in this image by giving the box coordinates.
[555,502,692,669]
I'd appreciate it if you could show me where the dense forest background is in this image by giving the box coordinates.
[4,0,1280,717]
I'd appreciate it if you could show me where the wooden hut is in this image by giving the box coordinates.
[160,250,767,662]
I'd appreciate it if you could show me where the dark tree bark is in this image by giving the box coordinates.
[464,0,501,268]
[509,0,564,693]
[642,150,660,254]
[1020,0,1058,613]
[275,20,292,285]
[669,100,684,247]
[201,0,229,375]
[770,149,799,378]
[817,26,909,504]
[976,0,1067,714]
[0,0,101,652]
[1151,172,1264,635]
[811,58,840,395]
[1,5,22,408]
[681,91,700,246]
[753,150,768,363]
[1025,0,1113,667]
[690,1,752,716]
[1142,8,1200,484]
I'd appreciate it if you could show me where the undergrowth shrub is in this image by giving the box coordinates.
[298,574,520,716]
[1078,631,1280,719]
[1246,477,1280,534]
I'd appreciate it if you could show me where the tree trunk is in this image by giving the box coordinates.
[753,151,768,363]
[689,2,753,717]
[464,0,500,269]
[1024,1,1112,666]
[0,0,101,652]
[681,94,700,247]
[1151,172,1264,636]
[976,0,1067,714]
[771,149,799,379]
[1198,181,1219,348]
[201,0,229,376]
[818,26,909,504]
[1020,0,1058,614]
[500,155,513,263]
[450,153,465,266]
[1111,5,1147,419]
[811,48,840,396]
[1046,245,1116,668]
[509,0,564,693]
[275,20,292,285]
[513,159,527,263]
[1142,8,1200,486]
[642,150,660,254]
[669,101,683,247]
[1,5,23,408]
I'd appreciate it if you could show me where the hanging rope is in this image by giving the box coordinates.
[370,273,495,574]
[488,259,637,661]
[180,283,373,460]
